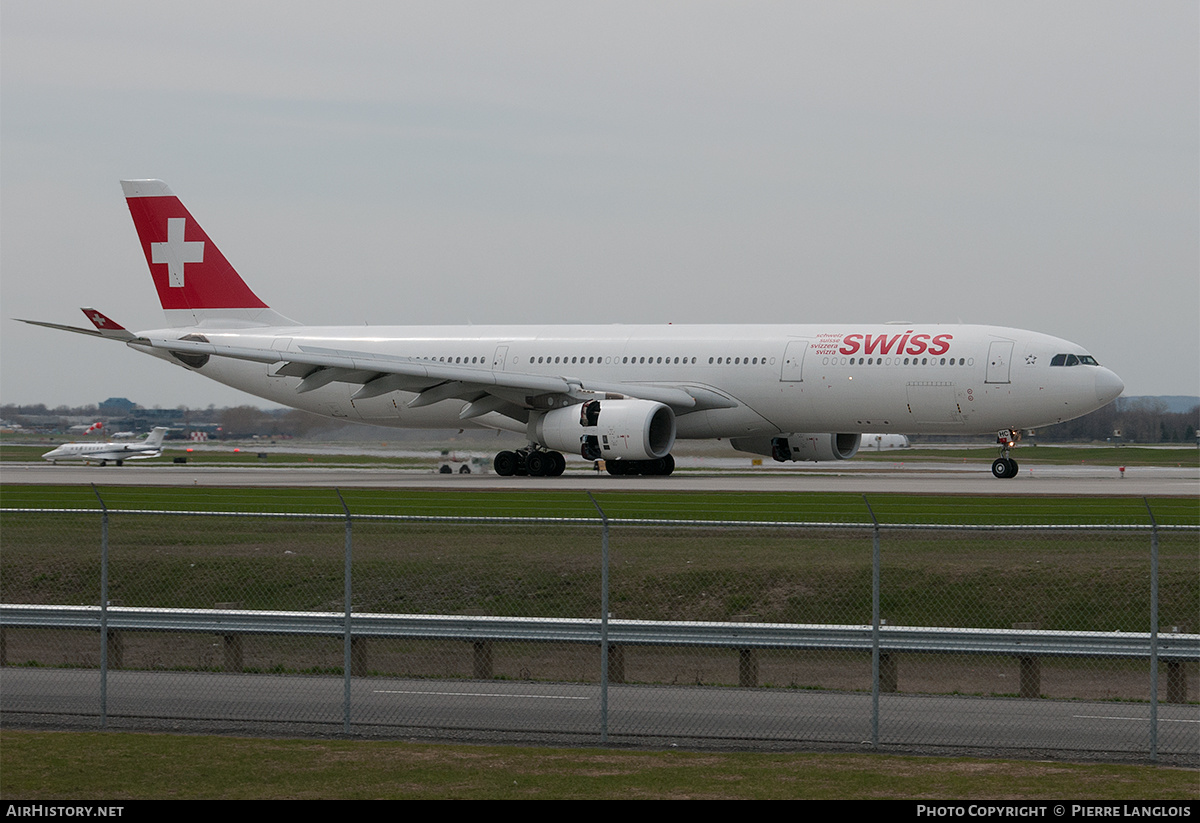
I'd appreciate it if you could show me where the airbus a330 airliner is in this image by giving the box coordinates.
[22,180,1124,479]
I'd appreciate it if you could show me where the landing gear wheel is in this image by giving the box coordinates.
[494,451,518,477]
[643,457,665,475]
[526,451,550,477]
[991,457,1018,479]
[605,454,675,476]
[548,451,566,477]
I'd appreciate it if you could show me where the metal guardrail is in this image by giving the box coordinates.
[4,604,1197,660]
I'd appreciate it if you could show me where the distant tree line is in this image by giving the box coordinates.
[212,406,342,438]
[1034,398,1198,444]
[1,403,340,439]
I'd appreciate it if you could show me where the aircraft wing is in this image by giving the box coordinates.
[132,337,738,421]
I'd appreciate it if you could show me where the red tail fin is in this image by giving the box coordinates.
[121,180,295,327]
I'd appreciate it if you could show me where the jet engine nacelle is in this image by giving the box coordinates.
[730,432,862,462]
[531,398,676,461]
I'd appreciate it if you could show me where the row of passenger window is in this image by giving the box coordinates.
[415,354,762,366]
[412,353,977,368]
[822,356,975,367]
[416,355,487,365]
[531,355,614,364]
[526,355,769,365]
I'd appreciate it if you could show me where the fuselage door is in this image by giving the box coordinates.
[985,341,1014,384]
[780,340,809,382]
[492,345,509,371]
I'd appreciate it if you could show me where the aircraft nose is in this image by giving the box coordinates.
[1095,368,1124,405]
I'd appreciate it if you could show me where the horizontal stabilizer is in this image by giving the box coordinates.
[17,317,136,342]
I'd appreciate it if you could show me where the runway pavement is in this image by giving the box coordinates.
[4,460,1197,495]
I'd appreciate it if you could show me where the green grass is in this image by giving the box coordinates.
[2,487,1196,632]
[2,485,1197,526]
[2,505,1196,630]
[1,731,1195,799]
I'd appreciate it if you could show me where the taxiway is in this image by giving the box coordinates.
[4,460,1196,496]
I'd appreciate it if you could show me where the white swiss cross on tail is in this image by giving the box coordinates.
[152,217,204,287]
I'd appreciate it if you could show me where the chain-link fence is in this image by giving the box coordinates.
[1,493,1196,760]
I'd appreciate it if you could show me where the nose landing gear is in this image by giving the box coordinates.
[992,428,1020,479]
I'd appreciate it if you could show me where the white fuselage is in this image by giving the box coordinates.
[131,322,1123,439]
[42,442,161,464]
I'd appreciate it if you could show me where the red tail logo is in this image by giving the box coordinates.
[121,180,268,312]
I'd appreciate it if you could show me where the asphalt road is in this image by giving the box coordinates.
[2,667,1196,758]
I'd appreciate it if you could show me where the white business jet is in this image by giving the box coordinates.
[21,180,1123,479]
[42,427,168,466]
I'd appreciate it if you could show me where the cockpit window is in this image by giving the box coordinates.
[1051,353,1100,367]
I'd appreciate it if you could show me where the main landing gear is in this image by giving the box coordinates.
[492,447,677,477]
[605,454,675,476]
[991,428,1020,479]
[493,447,566,477]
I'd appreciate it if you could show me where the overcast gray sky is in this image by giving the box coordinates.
[2,1,1196,410]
